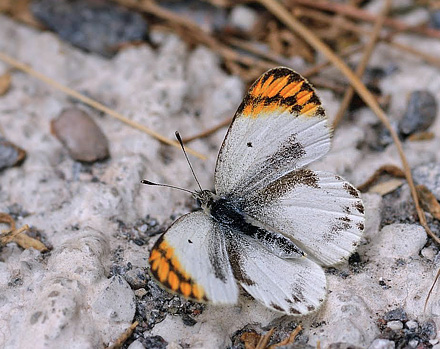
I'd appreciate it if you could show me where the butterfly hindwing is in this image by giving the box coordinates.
[149,211,239,303]
[226,230,327,315]
[242,170,365,266]
[215,67,331,196]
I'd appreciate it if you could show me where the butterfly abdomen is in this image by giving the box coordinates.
[209,197,303,259]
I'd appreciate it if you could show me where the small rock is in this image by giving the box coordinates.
[127,340,145,349]
[368,224,427,260]
[408,339,418,348]
[420,320,436,340]
[386,320,403,331]
[430,9,440,29]
[384,308,408,321]
[181,314,197,327]
[405,320,418,331]
[31,0,148,57]
[413,163,440,201]
[134,288,147,299]
[163,1,227,34]
[399,91,437,136]
[51,108,110,163]
[124,268,147,289]
[421,246,438,260]
[141,336,167,349]
[0,136,26,171]
[228,6,258,32]
[368,338,395,349]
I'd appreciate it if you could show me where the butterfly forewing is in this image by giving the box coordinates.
[215,67,331,196]
[149,211,238,303]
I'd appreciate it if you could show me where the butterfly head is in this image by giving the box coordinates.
[193,190,217,213]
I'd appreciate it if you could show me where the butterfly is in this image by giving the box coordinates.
[145,67,365,315]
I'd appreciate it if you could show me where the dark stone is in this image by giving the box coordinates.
[182,314,197,326]
[124,268,147,289]
[140,335,168,349]
[0,136,26,171]
[384,308,408,321]
[399,91,437,136]
[31,0,148,57]
[430,9,440,29]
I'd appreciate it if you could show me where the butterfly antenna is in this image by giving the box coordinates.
[140,180,195,195]
[175,131,203,191]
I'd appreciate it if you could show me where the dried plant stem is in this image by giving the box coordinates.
[259,0,440,244]
[301,44,364,77]
[289,0,440,39]
[333,0,392,128]
[0,51,205,160]
[295,6,440,68]
[108,321,139,349]
[256,328,275,349]
[112,0,274,71]
[182,117,232,143]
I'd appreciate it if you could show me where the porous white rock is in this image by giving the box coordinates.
[366,224,427,260]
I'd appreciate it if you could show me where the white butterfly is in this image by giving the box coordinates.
[146,67,364,315]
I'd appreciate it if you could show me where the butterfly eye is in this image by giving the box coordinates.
[196,199,202,207]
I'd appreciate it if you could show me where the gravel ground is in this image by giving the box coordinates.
[1,5,440,348]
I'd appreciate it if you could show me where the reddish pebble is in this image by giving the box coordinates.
[51,108,109,162]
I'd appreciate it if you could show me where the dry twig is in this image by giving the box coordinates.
[107,321,139,349]
[357,164,406,192]
[333,0,392,128]
[289,0,440,39]
[258,0,440,244]
[0,213,48,251]
[0,51,205,160]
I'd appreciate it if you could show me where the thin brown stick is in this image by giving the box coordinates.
[113,0,275,72]
[182,117,232,143]
[294,6,440,69]
[301,44,364,77]
[108,321,139,349]
[333,0,392,128]
[289,0,440,39]
[425,268,440,312]
[269,325,302,348]
[256,328,275,349]
[225,37,290,67]
[259,0,440,245]
[0,51,206,160]
[357,164,406,192]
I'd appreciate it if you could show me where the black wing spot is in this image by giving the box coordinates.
[247,142,253,148]
[188,239,193,244]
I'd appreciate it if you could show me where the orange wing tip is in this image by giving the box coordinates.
[149,235,209,302]
[237,67,326,119]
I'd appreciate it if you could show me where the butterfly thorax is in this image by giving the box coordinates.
[194,190,305,259]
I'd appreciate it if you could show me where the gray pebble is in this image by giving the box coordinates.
[399,90,437,136]
[51,108,109,163]
[430,9,440,29]
[384,308,407,321]
[387,320,403,331]
[405,320,419,331]
[368,338,395,349]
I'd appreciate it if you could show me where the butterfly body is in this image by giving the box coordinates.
[147,67,365,315]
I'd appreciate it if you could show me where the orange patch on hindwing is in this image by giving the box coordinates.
[149,236,207,302]
[239,68,323,119]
